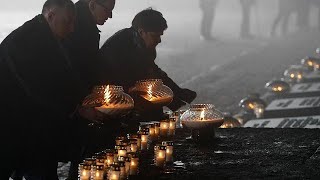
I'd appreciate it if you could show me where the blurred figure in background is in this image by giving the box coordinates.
[239,0,256,39]
[199,0,219,41]
[270,0,297,37]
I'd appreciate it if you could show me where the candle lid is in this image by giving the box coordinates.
[114,161,125,167]
[127,133,141,139]
[83,158,95,165]
[127,152,138,158]
[91,164,104,170]
[79,163,91,170]
[110,164,120,171]
[162,141,174,146]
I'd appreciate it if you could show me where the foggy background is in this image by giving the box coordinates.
[1,0,320,114]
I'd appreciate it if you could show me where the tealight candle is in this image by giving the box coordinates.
[127,134,141,150]
[154,145,166,168]
[127,152,139,175]
[108,165,120,180]
[160,119,170,138]
[139,130,149,151]
[91,165,104,180]
[168,117,176,136]
[162,141,174,163]
[78,163,91,180]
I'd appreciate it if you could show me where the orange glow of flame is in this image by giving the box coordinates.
[308,61,313,66]
[200,109,205,120]
[104,85,111,104]
[248,103,254,109]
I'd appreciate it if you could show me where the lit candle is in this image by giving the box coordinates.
[162,141,174,163]
[128,139,138,153]
[127,134,141,151]
[160,119,170,138]
[127,152,139,175]
[104,149,114,168]
[108,165,120,180]
[151,121,160,139]
[254,103,265,119]
[139,130,149,151]
[91,165,104,180]
[154,145,166,168]
[78,163,91,180]
[120,139,131,153]
[121,156,131,178]
[114,161,126,180]
[114,145,120,163]
[95,156,105,166]
[118,145,127,157]
[168,117,176,136]
[115,136,126,146]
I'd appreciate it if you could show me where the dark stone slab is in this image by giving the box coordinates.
[138,128,320,179]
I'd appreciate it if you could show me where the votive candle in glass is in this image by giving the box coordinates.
[154,145,166,168]
[108,165,120,180]
[91,165,104,180]
[168,117,176,136]
[160,119,170,138]
[78,163,90,180]
[162,141,174,163]
[127,152,139,175]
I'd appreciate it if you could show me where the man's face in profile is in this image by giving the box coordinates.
[50,6,76,39]
[140,29,163,49]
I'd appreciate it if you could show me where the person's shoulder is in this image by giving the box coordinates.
[101,28,133,48]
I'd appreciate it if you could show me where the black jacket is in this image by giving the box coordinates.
[0,15,83,162]
[63,0,103,93]
[100,28,196,120]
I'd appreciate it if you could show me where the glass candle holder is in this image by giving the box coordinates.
[151,121,160,139]
[254,103,265,119]
[284,66,304,83]
[104,149,115,168]
[118,156,131,178]
[159,119,170,138]
[117,145,127,157]
[131,79,173,106]
[168,117,176,136]
[114,161,126,180]
[82,85,134,116]
[127,134,141,151]
[172,111,182,128]
[139,130,149,151]
[95,156,105,166]
[154,145,167,168]
[78,163,91,180]
[128,139,138,153]
[91,165,104,180]
[115,136,126,146]
[108,165,120,180]
[265,79,290,94]
[162,141,174,163]
[181,104,224,142]
[83,158,96,166]
[127,152,139,175]
[120,139,131,153]
[220,114,241,128]
[239,94,266,113]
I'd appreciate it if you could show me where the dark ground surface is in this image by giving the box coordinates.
[136,128,320,179]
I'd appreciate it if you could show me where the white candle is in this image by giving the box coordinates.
[155,145,166,167]
[160,119,170,138]
[108,165,120,180]
[78,163,91,180]
[91,165,104,180]
[140,130,149,151]
[162,141,174,163]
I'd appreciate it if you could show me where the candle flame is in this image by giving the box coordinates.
[297,74,302,79]
[147,84,153,100]
[277,86,283,91]
[308,61,313,66]
[104,85,111,104]
[82,171,87,176]
[141,135,147,142]
[166,148,171,154]
[200,109,205,120]
[131,161,135,166]
[159,151,164,158]
[96,172,100,177]
[290,73,295,78]
[248,103,254,109]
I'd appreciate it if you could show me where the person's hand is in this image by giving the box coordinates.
[178,88,197,104]
[78,107,104,123]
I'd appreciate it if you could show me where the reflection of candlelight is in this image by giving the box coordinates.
[104,85,111,104]
[79,163,91,180]
[162,141,174,163]
[95,156,105,166]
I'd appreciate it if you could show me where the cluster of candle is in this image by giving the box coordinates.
[79,112,181,179]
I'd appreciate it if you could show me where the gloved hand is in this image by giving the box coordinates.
[178,88,197,104]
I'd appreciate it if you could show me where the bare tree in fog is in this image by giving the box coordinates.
[239,0,256,39]
[199,0,219,41]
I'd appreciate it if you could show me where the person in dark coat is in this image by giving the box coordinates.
[63,0,115,93]
[0,0,101,179]
[100,8,197,124]
[62,1,116,179]
[239,0,255,39]
[199,0,219,41]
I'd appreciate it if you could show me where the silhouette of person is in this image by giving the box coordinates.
[199,0,219,41]
[270,0,297,37]
[239,0,255,39]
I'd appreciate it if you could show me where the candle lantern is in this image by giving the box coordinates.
[95,156,105,166]
[301,56,320,71]
[220,113,241,128]
[127,152,139,175]
[118,156,131,178]
[108,165,120,180]
[117,145,127,157]
[154,144,167,168]
[151,121,160,139]
[139,129,149,151]
[115,136,126,146]
[130,79,173,106]
[168,117,176,136]
[239,93,266,113]
[283,65,304,83]
[128,138,138,153]
[114,161,126,180]
[181,104,224,142]
[120,139,131,153]
[265,79,290,94]
[104,149,115,168]
[83,158,96,166]
[162,141,174,163]
[82,85,134,117]
[127,134,141,150]
[91,165,104,180]
[159,119,170,138]
[78,163,91,180]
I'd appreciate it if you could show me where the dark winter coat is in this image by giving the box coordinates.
[0,14,83,164]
